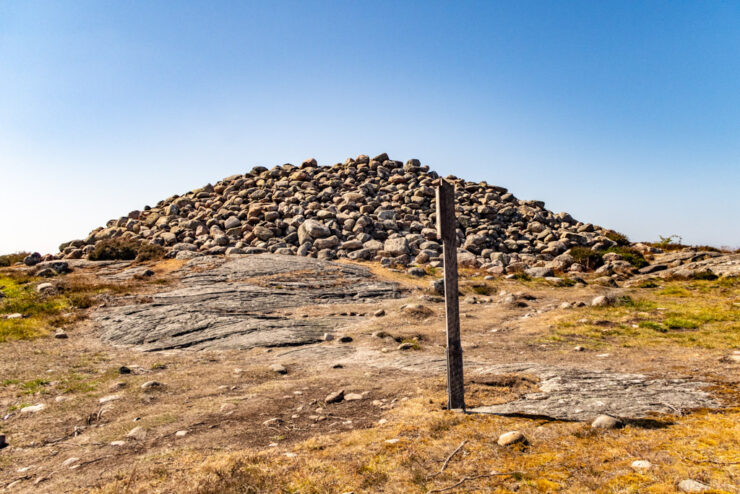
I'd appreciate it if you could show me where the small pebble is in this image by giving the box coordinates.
[325,390,344,404]
[270,364,287,375]
[141,381,163,390]
[20,404,45,414]
[591,414,622,429]
[127,426,147,441]
[678,479,711,493]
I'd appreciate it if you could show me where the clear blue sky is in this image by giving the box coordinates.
[1,0,739,254]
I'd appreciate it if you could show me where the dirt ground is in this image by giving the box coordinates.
[0,258,738,493]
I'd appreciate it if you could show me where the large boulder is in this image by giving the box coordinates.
[298,220,331,245]
[384,237,409,256]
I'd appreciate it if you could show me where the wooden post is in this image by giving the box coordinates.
[436,179,465,410]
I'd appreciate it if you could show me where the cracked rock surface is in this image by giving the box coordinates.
[95,254,400,351]
[469,363,719,421]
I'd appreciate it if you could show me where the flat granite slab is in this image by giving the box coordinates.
[469,363,719,421]
[95,254,401,351]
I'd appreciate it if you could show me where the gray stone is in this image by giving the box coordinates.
[524,266,554,278]
[127,426,147,440]
[252,225,274,241]
[95,254,400,351]
[23,252,42,266]
[469,364,718,422]
[36,283,55,293]
[677,479,710,493]
[270,364,287,374]
[430,279,444,295]
[298,219,330,244]
[497,430,526,446]
[630,460,651,471]
[591,414,622,429]
[141,381,163,390]
[325,390,344,403]
[384,237,409,256]
[224,216,241,230]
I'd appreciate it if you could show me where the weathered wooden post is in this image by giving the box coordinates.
[436,179,465,410]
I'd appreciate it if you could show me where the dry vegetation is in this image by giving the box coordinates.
[547,278,740,350]
[0,259,738,493]
[95,400,740,494]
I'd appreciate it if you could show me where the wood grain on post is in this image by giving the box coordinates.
[436,179,465,410]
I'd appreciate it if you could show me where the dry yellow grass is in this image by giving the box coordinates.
[94,391,740,493]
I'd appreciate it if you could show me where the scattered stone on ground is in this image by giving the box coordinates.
[630,460,651,471]
[127,427,147,441]
[325,390,344,404]
[591,414,623,429]
[54,329,68,339]
[270,364,287,375]
[677,479,711,493]
[20,404,45,414]
[497,430,527,446]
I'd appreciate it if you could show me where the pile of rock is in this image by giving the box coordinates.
[60,153,619,273]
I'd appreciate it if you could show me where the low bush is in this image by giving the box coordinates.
[88,239,165,262]
[88,239,140,261]
[605,246,649,268]
[569,247,604,271]
[0,252,30,267]
[605,230,630,246]
[691,270,718,281]
[135,243,166,262]
[652,235,684,252]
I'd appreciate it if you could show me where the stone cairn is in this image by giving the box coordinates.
[59,153,618,274]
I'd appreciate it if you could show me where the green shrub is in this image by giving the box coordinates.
[665,317,700,330]
[605,231,630,246]
[605,246,649,269]
[691,270,718,281]
[652,235,684,251]
[639,321,668,333]
[0,252,30,267]
[569,247,604,271]
[638,280,660,288]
